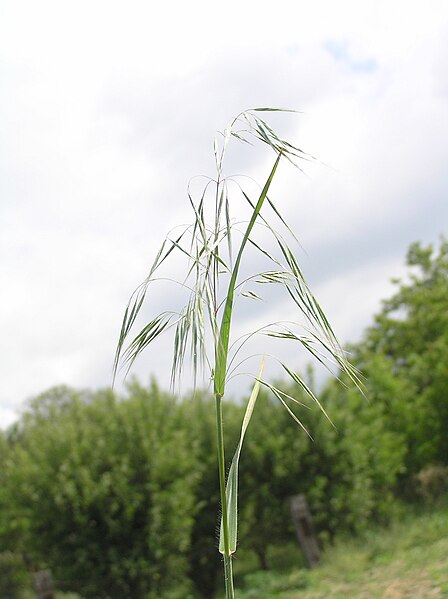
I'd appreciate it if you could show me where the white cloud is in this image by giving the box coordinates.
[1,0,448,427]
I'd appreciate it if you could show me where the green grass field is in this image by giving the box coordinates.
[230,501,448,599]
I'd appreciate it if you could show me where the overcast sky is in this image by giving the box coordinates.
[1,0,448,427]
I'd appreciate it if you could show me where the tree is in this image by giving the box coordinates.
[356,237,448,474]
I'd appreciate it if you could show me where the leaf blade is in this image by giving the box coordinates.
[219,359,265,554]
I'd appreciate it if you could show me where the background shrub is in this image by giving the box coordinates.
[0,551,29,599]
[0,381,201,599]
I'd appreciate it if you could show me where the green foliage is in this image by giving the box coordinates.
[236,376,405,566]
[0,382,200,599]
[0,377,404,598]
[303,381,404,534]
[356,237,448,477]
[0,552,29,599]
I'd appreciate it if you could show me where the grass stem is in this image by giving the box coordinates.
[215,393,235,598]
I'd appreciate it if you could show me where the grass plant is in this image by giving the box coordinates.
[114,109,360,598]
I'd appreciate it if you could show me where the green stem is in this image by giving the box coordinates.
[215,393,235,599]
[214,152,282,397]
[224,551,234,599]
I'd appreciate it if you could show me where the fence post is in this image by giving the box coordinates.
[32,570,55,599]
[289,493,320,568]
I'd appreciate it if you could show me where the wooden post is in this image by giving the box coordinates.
[32,570,55,599]
[289,493,320,568]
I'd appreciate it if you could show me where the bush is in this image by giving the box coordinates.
[236,375,406,566]
[0,381,201,599]
[0,552,28,599]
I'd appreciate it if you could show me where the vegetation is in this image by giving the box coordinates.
[231,500,448,598]
[113,109,359,598]
[356,238,448,479]
[0,375,411,598]
[0,551,29,599]
[0,383,201,598]
[0,219,447,596]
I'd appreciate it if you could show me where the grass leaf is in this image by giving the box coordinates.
[214,153,282,397]
[219,359,264,554]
